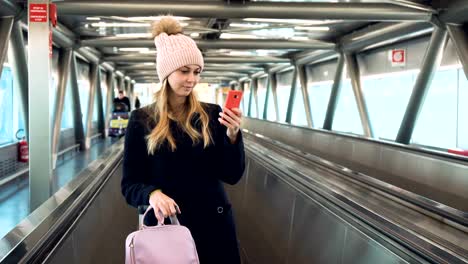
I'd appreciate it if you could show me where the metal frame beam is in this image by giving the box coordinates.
[447,25,468,79]
[340,22,433,53]
[0,0,20,17]
[52,49,72,168]
[285,67,298,124]
[262,75,271,120]
[297,64,313,127]
[345,53,374,137]
[0,17,13,78]
[56,1,432,21]
[106,55,290,64]
[440,0,468,24]
[323,53,345,130]
[95,69,105,138]
[104,72,115,136]
[396,26,448,144]
[81,38,335,50]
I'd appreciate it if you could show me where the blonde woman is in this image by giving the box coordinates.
[121,16,245,264]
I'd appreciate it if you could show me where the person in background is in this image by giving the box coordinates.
[113,90,131,112]
[134,95,141,109]
[121,16,245,264]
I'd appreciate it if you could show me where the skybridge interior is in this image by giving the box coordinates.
[0,0,468,263]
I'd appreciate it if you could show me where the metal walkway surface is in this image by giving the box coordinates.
[0,137,116,239]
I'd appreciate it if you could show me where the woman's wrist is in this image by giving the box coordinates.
[149,189,162,202]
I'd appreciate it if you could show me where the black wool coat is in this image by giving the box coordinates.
[121,102,245,264]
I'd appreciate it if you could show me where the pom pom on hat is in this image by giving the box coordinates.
[153,16,204,81]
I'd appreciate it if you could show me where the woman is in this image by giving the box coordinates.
[121,16,245,264]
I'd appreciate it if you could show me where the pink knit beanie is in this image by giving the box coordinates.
[153,17,204,81]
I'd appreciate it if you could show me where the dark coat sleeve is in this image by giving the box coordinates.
[121,110,158,207]
[213,104,246,185]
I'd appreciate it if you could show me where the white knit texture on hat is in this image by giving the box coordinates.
[154,32,204,81]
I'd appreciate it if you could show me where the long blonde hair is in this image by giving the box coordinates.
[146,79,212,154]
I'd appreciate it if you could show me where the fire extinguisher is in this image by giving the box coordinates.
[16,129,28,163]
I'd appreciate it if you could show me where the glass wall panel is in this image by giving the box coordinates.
[257,77,268,118]
[361,70,415,140]
[50,50,59,120]
[76,60,90,130]
[277,70,293,122]
[291,73,308,126]
[412,66,459,149]
[333,80,364,135]
[458,69,468,149]
[307,81,333,129]
[0,66,13,144]
[61,76,74,129]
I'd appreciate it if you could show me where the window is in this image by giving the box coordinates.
[458,69,468,149]
[0,66,14,144]
[276,70,293,122]
[291,73,308,126]
[257,77,268,118]
[308,81,333,129]
[333,80,364,135]
[361,70,415,140]
[266,82,277,121]
[76,60,91,130]
[61,77,74,129]
[412,66,459,149]
[100,70,108,115]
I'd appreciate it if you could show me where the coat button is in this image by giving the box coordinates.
[217,206,224,214]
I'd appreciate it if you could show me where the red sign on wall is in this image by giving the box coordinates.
[391,49,406,67]
[29,4,48,23]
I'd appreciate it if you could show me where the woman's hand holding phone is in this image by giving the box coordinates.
[218,108,242,144]
[149,190,181,224]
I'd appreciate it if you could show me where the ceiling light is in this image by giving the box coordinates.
[228,51,253,56]
[123,16,191,21]
[253,28,295,38]
[115,33,152,38]
[86,17,101,21]
[244,18,339,25]
[229,23,268,28]
[119,47,150,52]
[294,26,330,31]
[143,63,155,65]
[190,33,200,38]
[91,22,151,28]
[220,33,259,39]
[290,36,310,41]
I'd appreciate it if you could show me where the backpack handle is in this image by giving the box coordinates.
[142,205,180,227]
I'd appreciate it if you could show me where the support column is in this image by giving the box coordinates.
[10,21,29,138]
[51,49,72,169]
[0,17,14,77]
[84,63,98,149]
[323,53,346,130]
[96,69,105,137]
[270,73,279,121]
[297,64,313,127]
[104,72,115,136]
[447,25,468,79]
[253,78,260,118]
[247,80,254,117]
[69,52,86,150]
[345,53,374,137]
[396,26,448,144]
[262,76,270,119]
[28,0,52,211]
[285,68,298,123]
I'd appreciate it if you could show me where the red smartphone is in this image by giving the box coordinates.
[223,90,243,110]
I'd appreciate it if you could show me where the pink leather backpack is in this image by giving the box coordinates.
[125,206,200,264]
